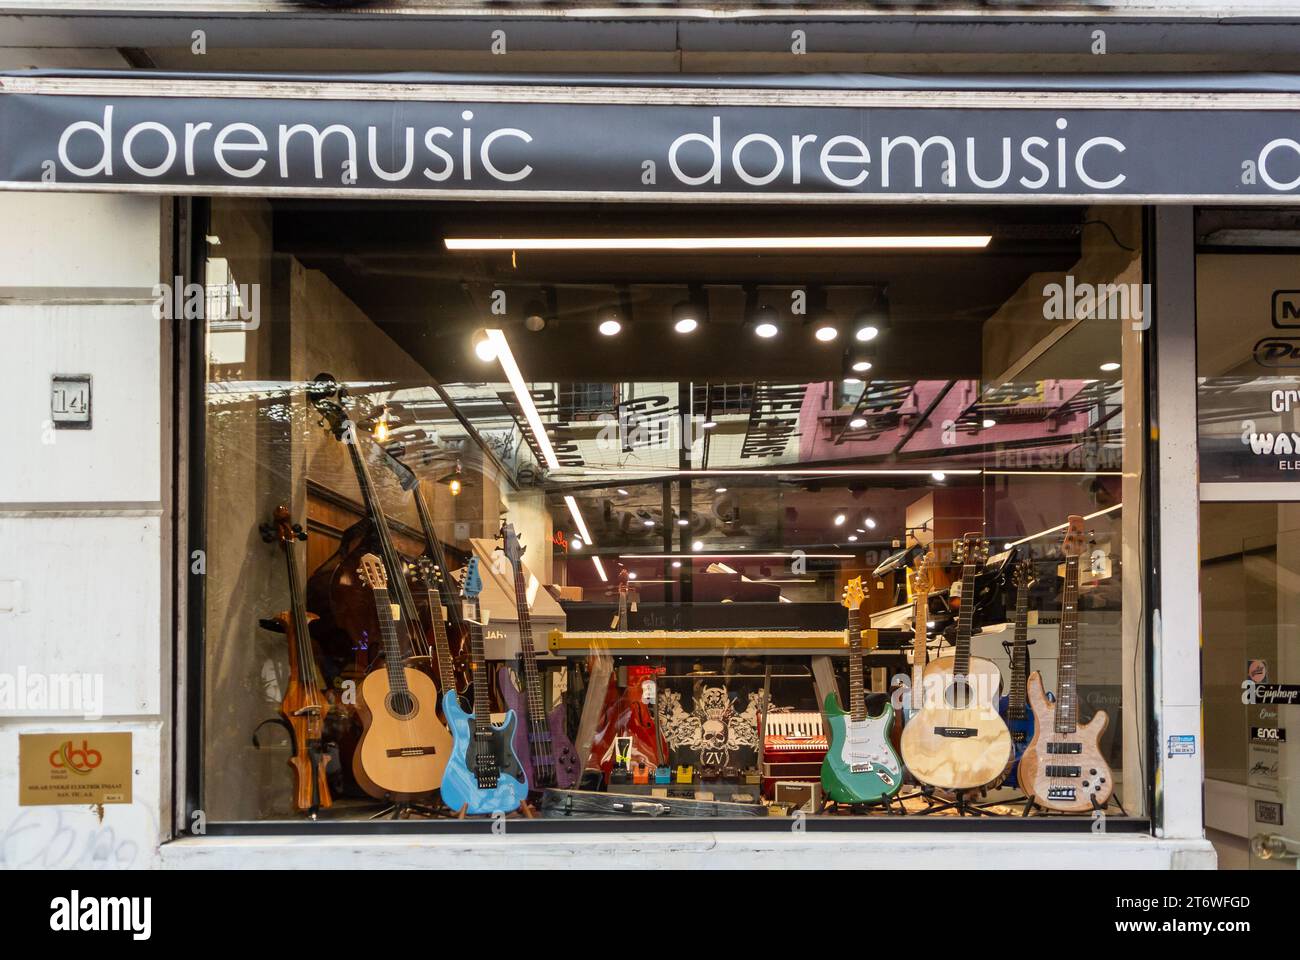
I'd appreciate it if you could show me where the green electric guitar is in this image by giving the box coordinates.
[821,577,905,805]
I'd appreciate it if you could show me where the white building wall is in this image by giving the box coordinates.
[0,190,168,869]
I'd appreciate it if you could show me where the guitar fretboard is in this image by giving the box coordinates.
[1056,556,1081,734]
[953,559,979,681]
[370,585,411,698]
[1008,584,1030,721]
[512,554,556,781]
[847,606,866,722]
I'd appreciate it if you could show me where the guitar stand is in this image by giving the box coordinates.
[370,800,443,821]
[913,786,1005,817]
[451,800,539,820]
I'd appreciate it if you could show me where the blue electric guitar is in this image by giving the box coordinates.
[998,558,1041,789]
[439,557,528,815]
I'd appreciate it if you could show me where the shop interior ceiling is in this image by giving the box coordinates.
[261,197,1118,522]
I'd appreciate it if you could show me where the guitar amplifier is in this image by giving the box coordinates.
[774,780,822,813]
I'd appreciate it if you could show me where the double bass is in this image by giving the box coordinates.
[303,374,435,680]
[258,505,333,815]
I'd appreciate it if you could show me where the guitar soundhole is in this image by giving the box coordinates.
[943,680,973,709]
[386,691,418,720]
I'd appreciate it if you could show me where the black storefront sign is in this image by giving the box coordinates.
[4,80,1300,199]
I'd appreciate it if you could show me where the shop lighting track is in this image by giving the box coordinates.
[445,236,992,252]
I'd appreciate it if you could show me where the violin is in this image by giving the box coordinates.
[259,505,332,815]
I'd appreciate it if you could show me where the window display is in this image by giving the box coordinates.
[197,199,1145,826]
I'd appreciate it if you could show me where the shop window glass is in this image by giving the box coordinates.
[197,200,1146,826]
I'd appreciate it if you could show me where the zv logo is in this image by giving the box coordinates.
[1272,289,1300,328]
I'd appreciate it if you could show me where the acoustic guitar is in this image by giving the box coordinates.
[352,553,451,799]
[1017,516,1114,813]
[900,535,1013,791]
[821,576,904,804]
[439,557,528,815]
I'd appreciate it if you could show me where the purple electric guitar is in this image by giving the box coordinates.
[496,522,581,790]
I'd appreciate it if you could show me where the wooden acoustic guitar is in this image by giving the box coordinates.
[820,576,904,804]
[900,535,1012,792]
[1017,516,1114,813]
[352,553,451,799]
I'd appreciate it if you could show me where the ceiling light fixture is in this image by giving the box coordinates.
[472,328,498,363]
[591,556,609,582]
[855,324,880,342]
[833,513,847,526]
[486,329,560,470]
[564,494,595,547]
[754,321,779,339]
[1099,361,1121,372]
[672,300,701,334]
[982,418,997,428]
[445,235,993,252]
[849,417,867,429]
[932,471,946,482]
[814,324,839,342]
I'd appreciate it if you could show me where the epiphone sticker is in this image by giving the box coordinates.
[18,732,132,806]
[1252,684,1300,705]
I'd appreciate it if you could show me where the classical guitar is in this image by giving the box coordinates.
[900,535,1013,791]
[821,576,905,805]
[438,557,528,815]
[351,553,451,799]
[998,558,1040,790]
[259,505,333,815]
[497,522,581,789]
[1017,516,1114,813]
[902,552,932,724]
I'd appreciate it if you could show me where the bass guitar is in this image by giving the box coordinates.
[259,505,333,815]
[1017,516,1114,813]
[497,522,581,790]
[821,576,904,805]
[439,557,528,815]
[998,558,1040,789]
[900,535,1013,791]
[352,553,451,799]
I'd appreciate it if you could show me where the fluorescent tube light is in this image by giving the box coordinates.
[486,328,560,471]
[445,236,992,252]
[591,556,609,582]
[564,495,595,546]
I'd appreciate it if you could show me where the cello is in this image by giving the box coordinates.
[258,505,333,815]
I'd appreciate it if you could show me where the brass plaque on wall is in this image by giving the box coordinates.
[18,733,132,806]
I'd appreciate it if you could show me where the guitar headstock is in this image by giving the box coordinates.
[1062,515,1088,559]
[307,373,352,442]
[952,534,989,568]
[908,552,931,597]
[1013,557,1035,590]
[357,553,388,591]
[463,556,483,600]
[500,521,525,566]
[841,576,865,612]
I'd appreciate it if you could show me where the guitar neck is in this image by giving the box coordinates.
[847,606,866,722]
[469,598,491,733]
[511,559,549,741]
[369,585,411,696]
[424,584,457,695]
[1056,557,1081,733]
[346,439,426,659]
[953,561,978,679]
[414,484,468,640]
[911,587,927,709]
[1008,583,1031,720]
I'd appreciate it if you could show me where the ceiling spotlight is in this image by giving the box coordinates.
[855,324,880,342]
[814,324,839,342]
[643,519,655,527]
[843,377,862,386]
[523,297,549,332]
[692,540,704,551]
[931,471,946,482]
[715,487,728,494]
[472,329,498,362]
[852,360,873,373]
[1003,543,1013,551]
[672,300,701,334]
[617,488,629,496]
[849,417,867,429]
[702,419,718,430]
[834,513,847,526]
[848,534,858,542]
[672,560,682,568]
[628,572,637,580]
[1099,361,1121,372]
[598,317,622,337]
[865,517,877,530]
[677,518,690,526]
[982,418,997,428]
[755,321,779,339]
[571,537,584,551]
